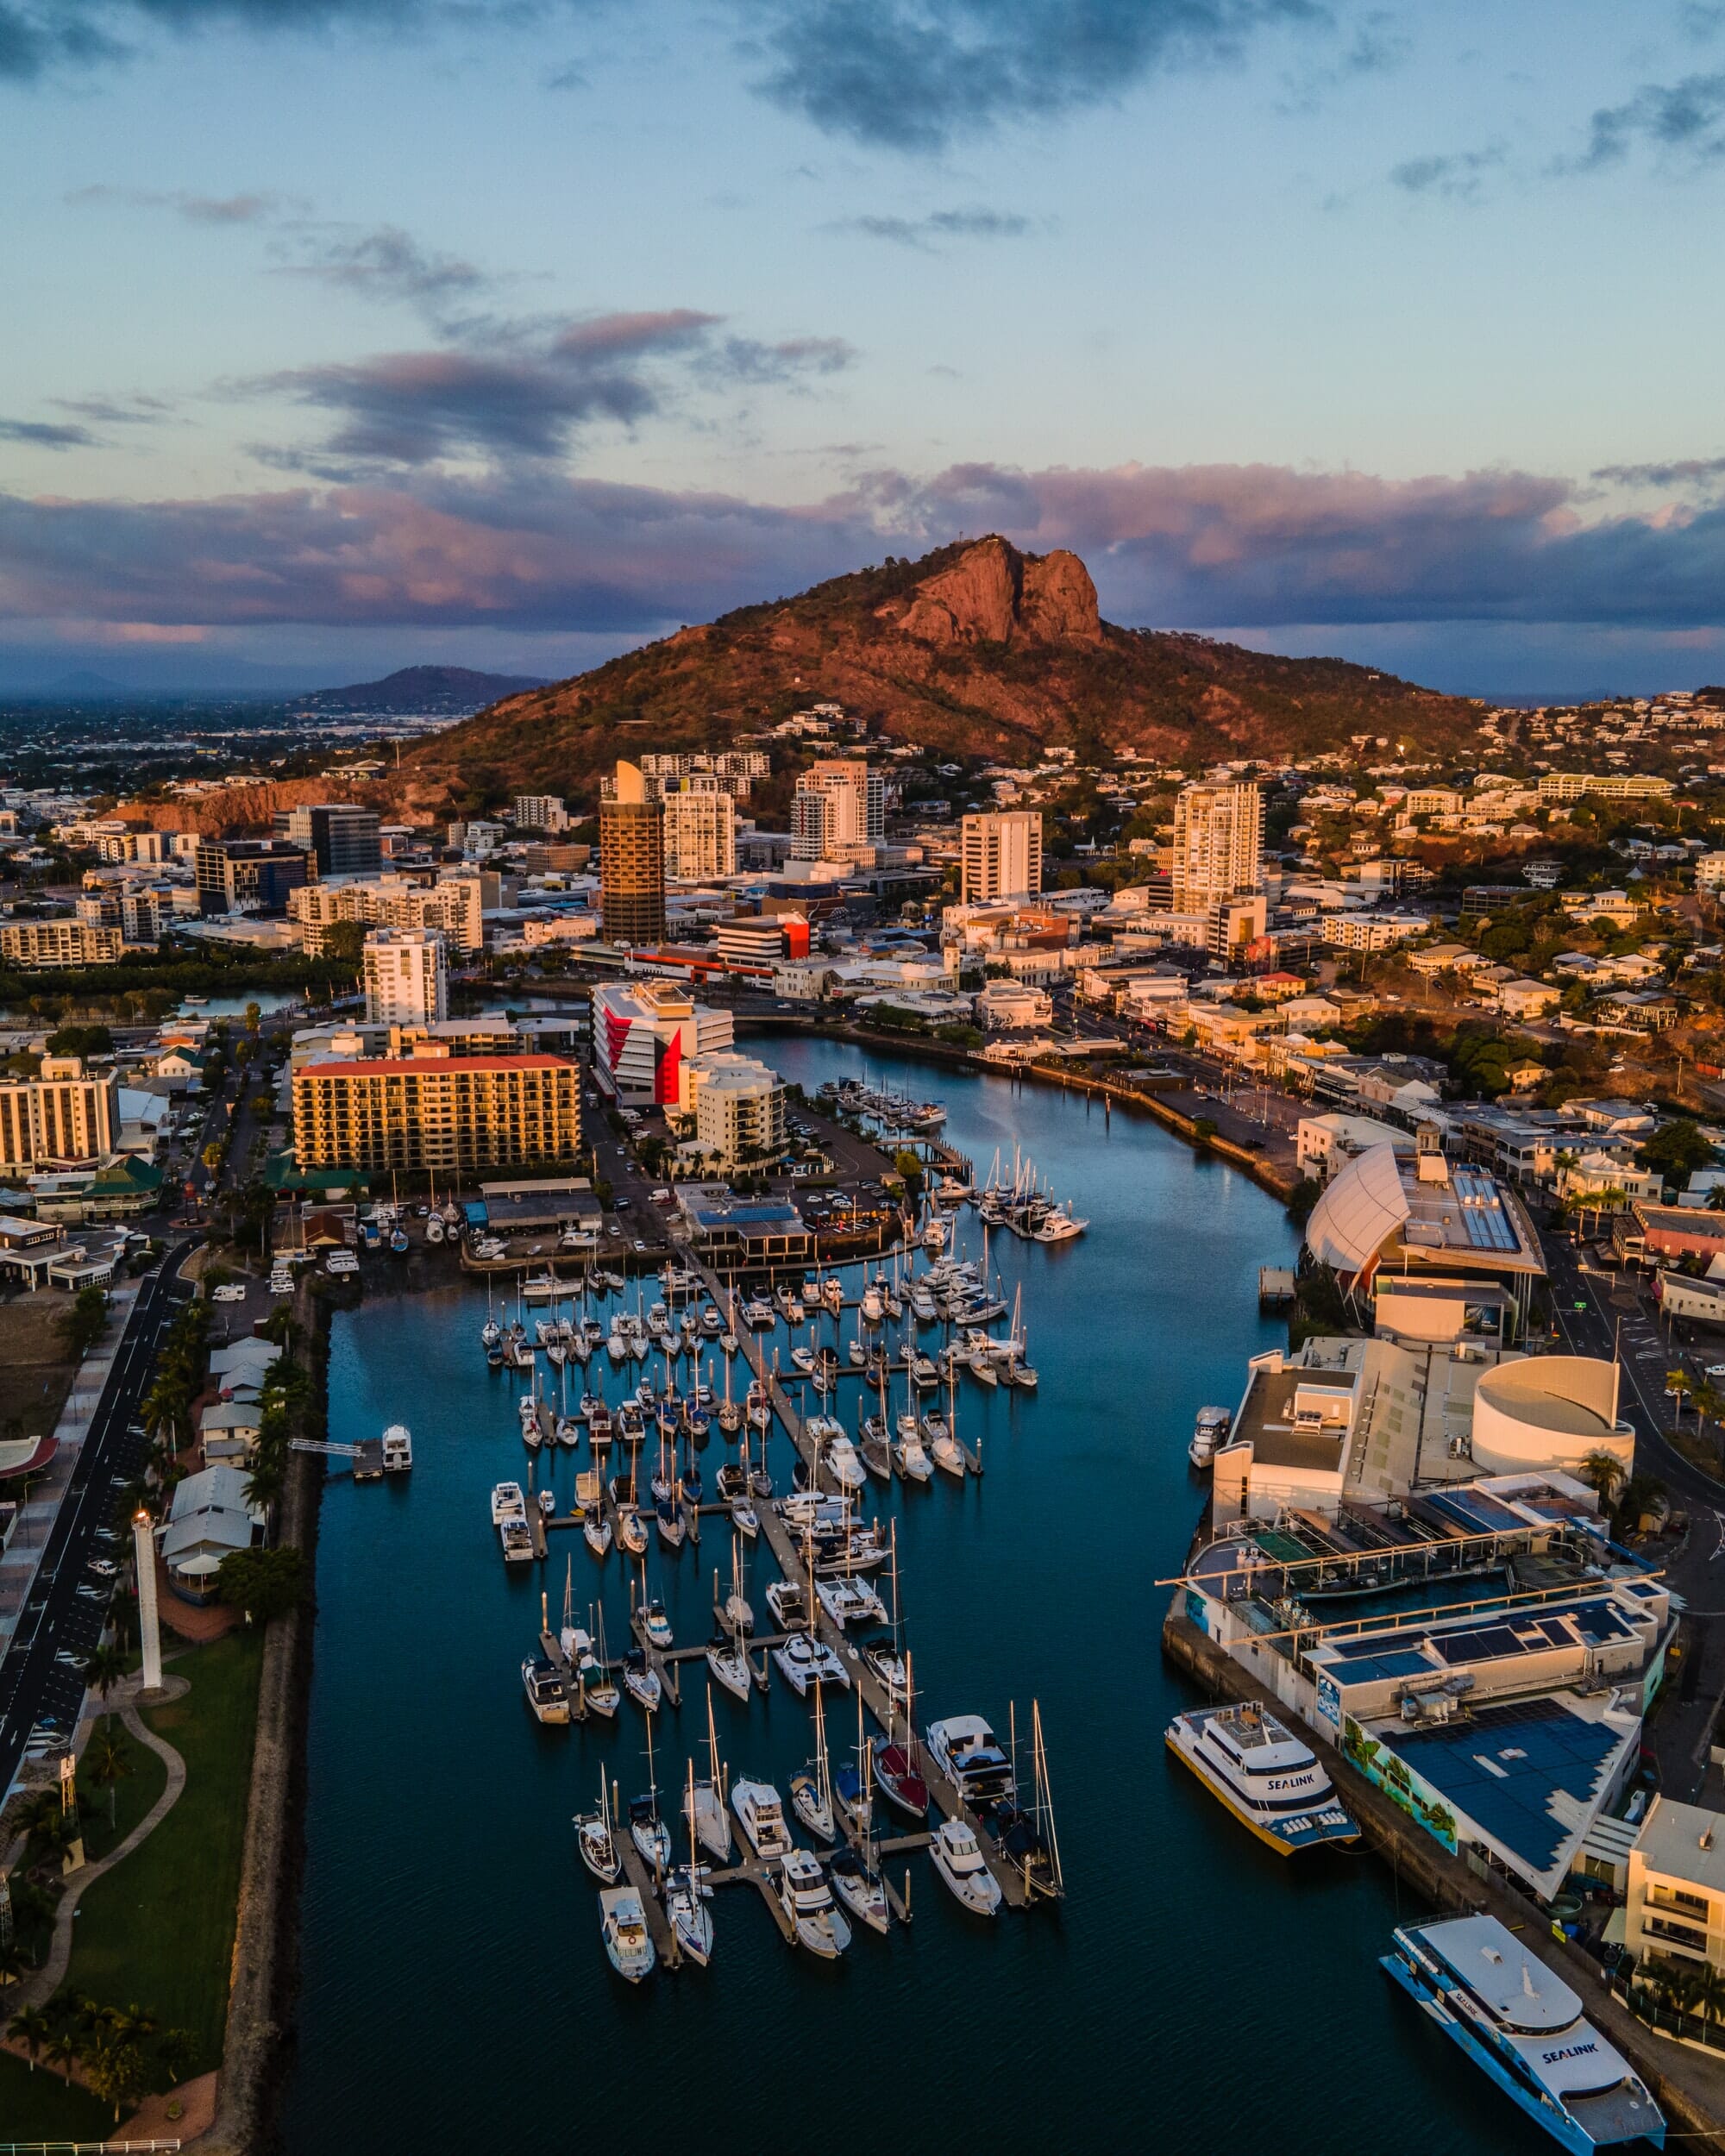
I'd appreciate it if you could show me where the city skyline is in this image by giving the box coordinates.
[5,2,1725,695]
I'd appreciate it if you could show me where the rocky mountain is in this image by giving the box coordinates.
[304,665,548,716]
[392,537,1483,813]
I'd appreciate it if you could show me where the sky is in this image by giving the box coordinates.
[5,1,1725,699]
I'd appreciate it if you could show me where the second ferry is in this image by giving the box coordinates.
[1383,1914,1665,2153]
[1164,1702,1359,1854]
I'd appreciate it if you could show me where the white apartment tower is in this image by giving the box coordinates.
[790,758,885,862]
[1170,780,1264,912]
[960,811,1043,903]
[662,776,737,880]
[362,926,448,1027]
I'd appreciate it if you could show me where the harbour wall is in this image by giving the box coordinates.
[1161,1597,1725,2135]
[190,1282,329,2156]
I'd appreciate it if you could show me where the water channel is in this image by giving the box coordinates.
[285,1035,1552,2154]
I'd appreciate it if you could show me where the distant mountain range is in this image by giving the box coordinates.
[391,536,1486,811]
[301,665,549,716]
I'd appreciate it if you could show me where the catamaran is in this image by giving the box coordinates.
[1164,1702,1358,1855]
[1383,1914,1665,2153]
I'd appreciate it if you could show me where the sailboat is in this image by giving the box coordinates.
[574,1770,622,1883]
[666,1762,715,1968]
[629,1716,673,1873]
[931,1363,965,1478]
[872,1648,930,1821]
[831,1689,889,1934]
[685,1688,734,1861]
[790,1682,837,1842]
[567,1602,619,1719]
[722,1531,754,1635]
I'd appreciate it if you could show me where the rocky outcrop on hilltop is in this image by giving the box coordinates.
[389,536,1483,811]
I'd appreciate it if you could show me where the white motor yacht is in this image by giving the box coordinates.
[930,1818,1002,1915]
[521,1655,570,1725]
[827,1435,868,1492]
[894,1419,933,1482]
[925,1715,1016,1808]
[777,1848,851,1958]
[599,1887,656,1983]
[1189,1405,1232,1470]
[731,1778,793,1860]
[765,1578,810,1632]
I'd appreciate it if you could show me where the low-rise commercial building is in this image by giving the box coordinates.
[1626,1798,1725,1971]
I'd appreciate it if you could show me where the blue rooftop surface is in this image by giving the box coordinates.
[1389,1696,1627,1876]
[691,1204,800,1227]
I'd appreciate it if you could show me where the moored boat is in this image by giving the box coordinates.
[1383,1914,1664,2153]
[1164,1702,1358,1855]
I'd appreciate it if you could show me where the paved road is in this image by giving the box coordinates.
[0,1238,198,1797]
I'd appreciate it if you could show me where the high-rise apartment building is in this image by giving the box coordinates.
[276,803,383,878]
[1170,781,1264,912]
[288,873,484,955]
[959,811,1043,903]
[292,1053,580,1175]
[0,919,124,968]
[662,776,737,880]
[362,926,448,1027]
[0,1055,120,1167]
[514,794,569,832]
[599,761,666,945]
[591,980,735,1106]
[789,758,884,862]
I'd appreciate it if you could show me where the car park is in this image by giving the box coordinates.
[210,1283,247,1303]
[87,1557,117,1580]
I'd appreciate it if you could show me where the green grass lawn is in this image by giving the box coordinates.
[0,2049,114,2140]
[78,1719,170,1865]
[62,1628,265,2071]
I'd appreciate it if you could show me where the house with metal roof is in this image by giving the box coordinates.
[160,1462,265,1602]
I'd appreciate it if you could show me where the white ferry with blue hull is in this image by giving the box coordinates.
[1383,1915,1665,2153]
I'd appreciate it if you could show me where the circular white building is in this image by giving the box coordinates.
[1470,1355,1634,1477]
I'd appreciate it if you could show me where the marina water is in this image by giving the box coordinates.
[285,1037,1558,2154]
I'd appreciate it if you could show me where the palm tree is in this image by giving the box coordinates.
[1667,1369,1693,1431]
[155,2026,198,2088]
[1695,1379,1725,1463]
[8,2003,50,2070]
[82,1642,127,1726]
[1577,1448,1628,1512]
[85,1726,131,1828]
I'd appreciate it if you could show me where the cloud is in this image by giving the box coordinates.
[753,0,1321,151]
[1593,455,1725,490]
[0,417,99,448]
[67,183,281,222]
[247,309,851,466]
[1279,7,1408,111]
[1389,143,1504,200]
[50,394,172,424]
[1559,71,1725,172]
[275,223,491,310]
[832,206,1032,250]
[16,456,1725,642]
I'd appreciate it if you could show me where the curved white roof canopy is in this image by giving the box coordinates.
[1304,1143,1408,1278]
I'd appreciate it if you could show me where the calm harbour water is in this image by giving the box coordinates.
[284,1037,1554,2155]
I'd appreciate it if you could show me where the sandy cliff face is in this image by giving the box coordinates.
[114,778,371,836]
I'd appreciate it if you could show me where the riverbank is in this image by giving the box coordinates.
[191,1275,328,2156]
[738,1012,1301,1206]
[1160,1597,1725,2137]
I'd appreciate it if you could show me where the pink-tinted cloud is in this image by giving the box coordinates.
[6,458,1725,642]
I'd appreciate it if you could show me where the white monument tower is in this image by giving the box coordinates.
[134,1507,162,1695]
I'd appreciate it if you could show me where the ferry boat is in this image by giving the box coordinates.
[380,1424,412,1473]
[1383,1915,1665,2153]
[1164,1702,1358,1855]
[1189,1405,1232,1470]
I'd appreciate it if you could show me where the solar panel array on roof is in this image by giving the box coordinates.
[1422,1488,1527,1537]
[1453,1169,1519,1252]
[1392,1696,1627,1876]
[1316,1594,1632,1678]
